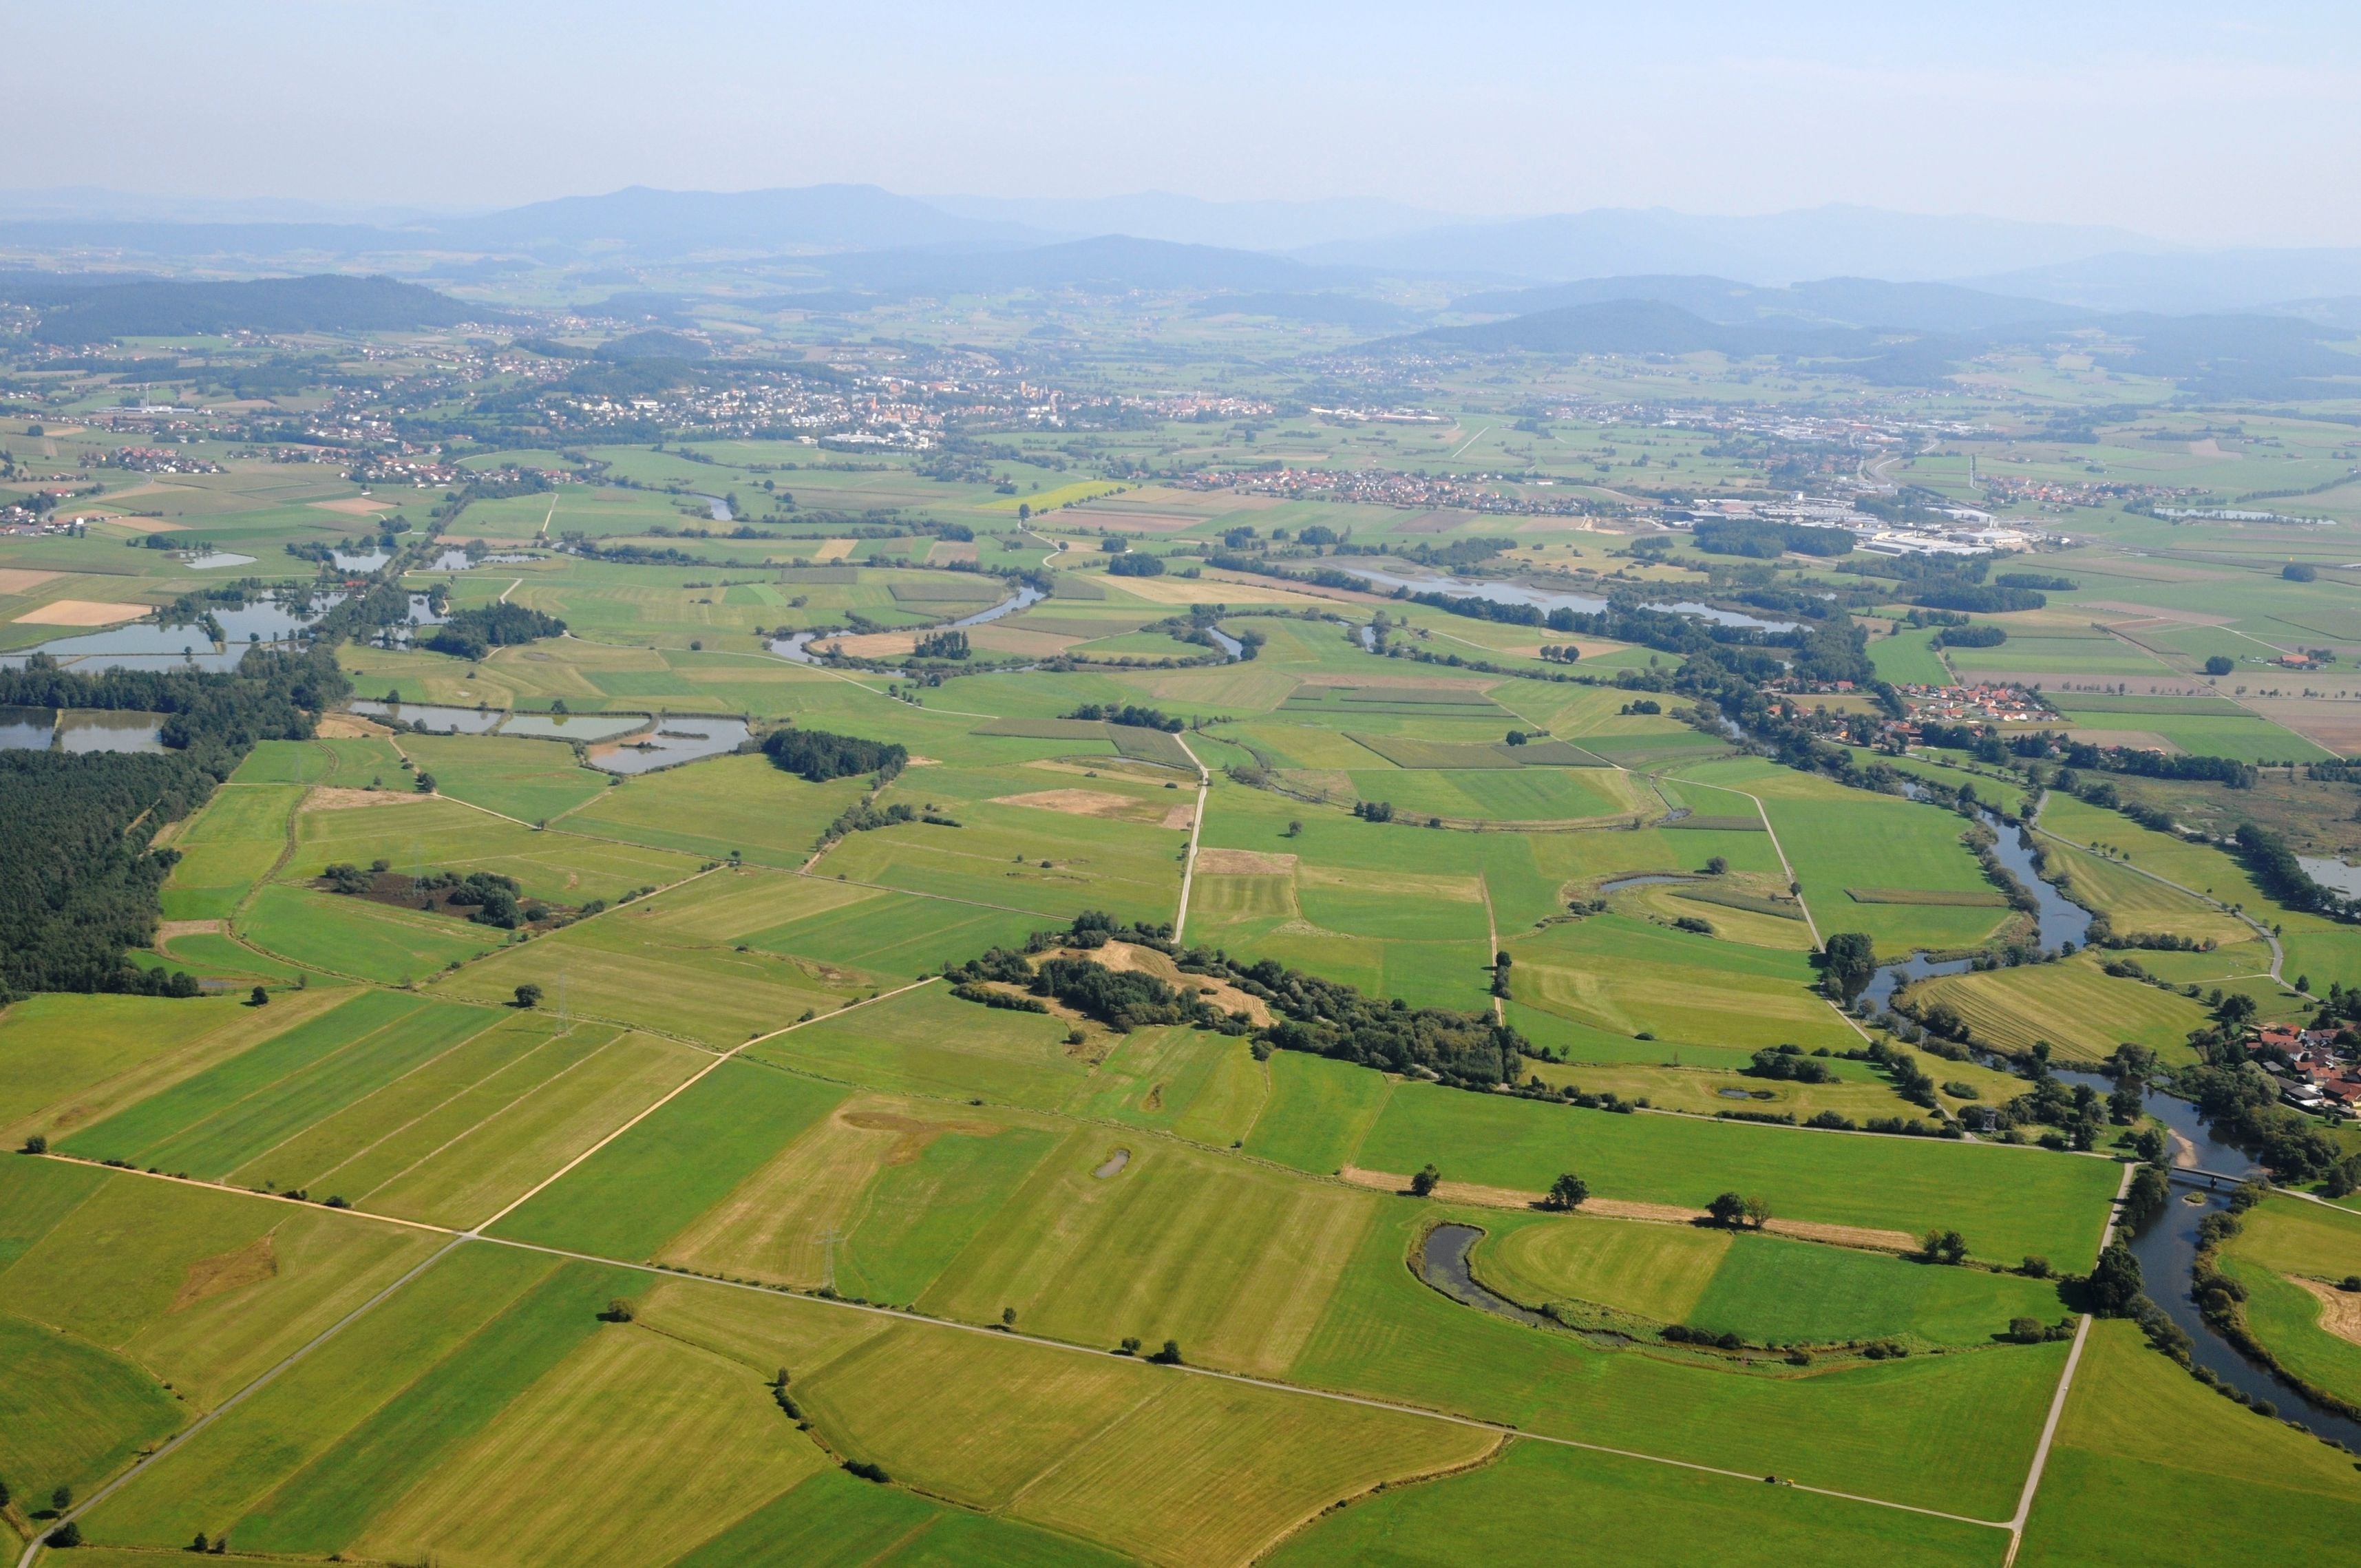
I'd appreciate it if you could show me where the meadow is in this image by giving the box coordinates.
[21,411,2361,1563]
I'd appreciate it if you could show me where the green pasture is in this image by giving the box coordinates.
[1682,759,2013,951]
[0,1158,440,1407]
[1356,1081,2120,1266]
[756,984,1098,1110]
[240,882,504,982]
[431,873,883,1043]
[0,990,328,1141]
[492,1059,845,1260]
[562,753,872,866]
[400,731,615,822]
[61,990,441,1163]
[284,795,701,906]
[160,783,301,921]
[1867,626,1952,686]
[1290,1204,2065,1519]
[2016,1321,2361,1566]
[359,1028,706,1230]
[1269,1432,2007,1568]
[1474,1209,2064,1348]
[1506,914,1857,1057]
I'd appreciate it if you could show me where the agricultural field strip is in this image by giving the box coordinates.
[13,1233,469,1568]
[379,734,539,830]
[2000,1163,2137,1567]
[469,1231,2021,1535]
[301,1024,617,1197]
[466,974,948,1235]
[1170,732,1211,943]
[2091,624,2330,752]
[2024,802,2291,989]
[23,1059,2091,1541]
[1661,764,1882,1048]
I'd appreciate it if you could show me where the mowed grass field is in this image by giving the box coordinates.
[2016,1321,2361,1565]
[1472,1208,2066,1348]
[1901,952,2214,1064]
[436,871,1037,1043]
[1353,1081,2119,1267]
[1268,1434,2008,1567]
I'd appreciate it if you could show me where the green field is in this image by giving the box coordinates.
[1354,1081,2119,1267]
[28,341,2361,1564]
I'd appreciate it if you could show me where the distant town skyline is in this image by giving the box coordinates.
[14,1,2361,246]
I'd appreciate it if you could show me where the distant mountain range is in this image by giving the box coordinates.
[6,184,2361,316]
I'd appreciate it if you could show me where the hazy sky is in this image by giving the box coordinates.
[15,1,2361,243]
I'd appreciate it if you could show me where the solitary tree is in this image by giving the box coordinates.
[1543,1172,1589,1211]
[249,985,269,1007]
[514,984,543,1009]
[1742,1195,1772,1231]
[1707,1191,1750,1229]
[1410,1163,1441,1198]
[1819,933,1876,1004]
[1704,856,1728,876]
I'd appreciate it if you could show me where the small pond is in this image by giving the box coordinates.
[183,552,257,570]
[350,700,506,734]
[0,706,57,750]
[589,714,750,774]
[56,710,167,753]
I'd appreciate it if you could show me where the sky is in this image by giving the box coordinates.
[13,1,2361,244]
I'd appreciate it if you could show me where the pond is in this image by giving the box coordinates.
[695,494,733,522]
[56,710,167,753]
[331,549,392,572]
[423,549,541,572]
[588,714,750,774]
[350,700,507,734]
[183,551,257,570]
[2300,857,2361,900]
[1420,1225,1555,1329]
[0,706,56,750]
[1323,562,1798,633]
[500,712,650,743]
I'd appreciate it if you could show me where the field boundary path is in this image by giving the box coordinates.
[467,974,942,1234]
[2024,794,2295,993]
[14,1236,467,1568]
[2000,1159,2137,1567]
[1171,733,1210,943]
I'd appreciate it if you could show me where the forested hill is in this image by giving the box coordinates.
[22,274,494,343]
[0,646,346,999]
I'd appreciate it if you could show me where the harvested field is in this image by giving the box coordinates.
[0,567,63,593]
[299,786,433,812]
[311,496,394,515]
[1196,848,1299,875]
[995,787,1171,823]
[14,599,152,626]
[2290,1276,2361,1346]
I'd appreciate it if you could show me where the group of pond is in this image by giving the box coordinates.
[0,706,167,753]
[350,701,749,774]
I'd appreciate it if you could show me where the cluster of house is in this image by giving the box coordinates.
[2254,1023,2361,1111]
[1899,684,2053,725]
